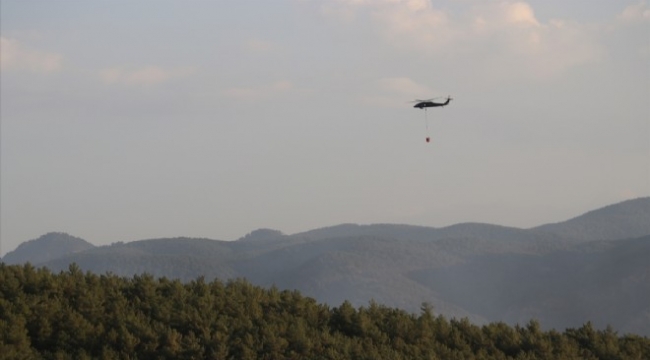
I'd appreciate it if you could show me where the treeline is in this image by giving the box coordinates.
[1,264,648,359]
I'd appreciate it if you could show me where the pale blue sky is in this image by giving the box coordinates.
[1,0,648,255]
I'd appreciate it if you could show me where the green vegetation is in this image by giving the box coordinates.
[1,264,649,359]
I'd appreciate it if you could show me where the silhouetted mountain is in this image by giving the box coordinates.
[3,232,94,265]
[296,222,572,251]
[237,228,285,242]
[42,237,237,281]
[533,197,650,241]
[410,235,650,335]
[7,198,650,335]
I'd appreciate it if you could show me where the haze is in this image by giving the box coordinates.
[1,0,648,256]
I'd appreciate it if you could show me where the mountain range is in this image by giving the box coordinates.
[3,197,649,335]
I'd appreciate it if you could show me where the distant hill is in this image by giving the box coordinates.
[410,235,650,335]
[237,228,286,242]
[4,197,650,335]
[297,198,650,244]
[533,197,650,241]
[42,237,237,281]
[3,232,94,265]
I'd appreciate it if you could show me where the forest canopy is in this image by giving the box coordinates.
[1,263,648,359]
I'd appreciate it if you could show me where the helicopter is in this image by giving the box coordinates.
[412,96,453,109]
[411,96,453,143]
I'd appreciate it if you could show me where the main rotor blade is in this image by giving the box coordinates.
[413,97,445,102]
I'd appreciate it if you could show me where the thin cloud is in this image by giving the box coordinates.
[98,66,195,86]
[610,1,650,58]
[321,0,453,48]
[617,1,650,22]
[0,37,63,73]
[378,77,432,96]
[224,80,296,100]
[362,77,434,107]
[503,2,540,26]
[468,2,603,79]
[371,2,453,50]
[243,38,278,53]
[315,0,603,79]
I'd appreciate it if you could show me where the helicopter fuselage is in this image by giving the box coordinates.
[414,98,451,109]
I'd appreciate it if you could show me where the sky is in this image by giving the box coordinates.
[1,0,648,255]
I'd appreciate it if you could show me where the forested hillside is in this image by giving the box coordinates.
[3,197,649,336]
[2,264,648,359]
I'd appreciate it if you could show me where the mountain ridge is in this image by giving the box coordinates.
[532,197,650,241]
[2,232,95,265]
[3,197,649,335]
